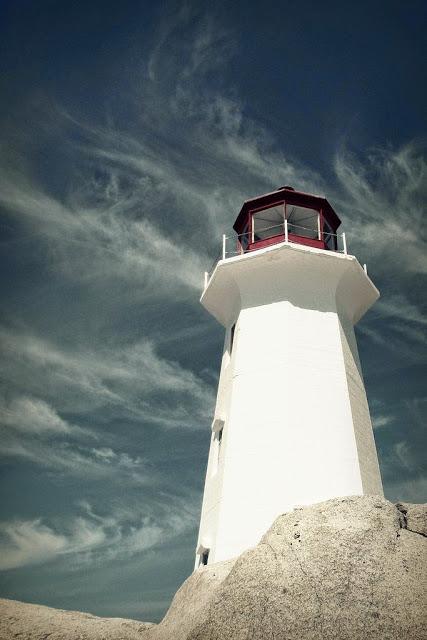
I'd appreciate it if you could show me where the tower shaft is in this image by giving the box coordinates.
[195,242,382,566]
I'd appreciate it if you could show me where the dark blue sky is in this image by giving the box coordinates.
[0,0,426,623]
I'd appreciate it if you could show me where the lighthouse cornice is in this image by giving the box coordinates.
[201,241,379,328]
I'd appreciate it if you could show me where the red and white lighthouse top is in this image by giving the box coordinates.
[233,186,341,253]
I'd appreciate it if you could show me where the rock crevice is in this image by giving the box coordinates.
[396,502,427,537]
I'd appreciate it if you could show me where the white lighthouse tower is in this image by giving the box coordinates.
[195,186,383,568]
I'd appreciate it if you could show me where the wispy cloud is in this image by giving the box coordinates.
[0,496,198,571]
[0,163,207,293]
[0,326,214,480]
[0,396,73,435]
[334,143,427,274]
[0,436,149,482]
[0,519,70,571]
[379,427,427,502]
[0,393,151,480]
[330,143,427,364]
[372,414,395,429]
[0,326,214,427]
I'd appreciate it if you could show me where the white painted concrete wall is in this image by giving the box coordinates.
[338,318,383,495]
[195,242,383,567]
[194,330,231,566]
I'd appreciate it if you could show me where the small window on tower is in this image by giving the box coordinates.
[217,427,224,464]
[230,324,236,354]
[200,549,209,566]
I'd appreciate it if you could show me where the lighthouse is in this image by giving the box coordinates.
[195,186,383,568]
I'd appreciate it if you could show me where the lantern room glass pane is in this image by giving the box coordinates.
[286,205,319,240]
[252,205,284,241]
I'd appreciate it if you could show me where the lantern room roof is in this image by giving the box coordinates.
[233,186,341,232]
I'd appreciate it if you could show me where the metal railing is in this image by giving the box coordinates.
[203,221,367,289]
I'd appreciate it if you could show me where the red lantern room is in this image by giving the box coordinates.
[233,186,341,253]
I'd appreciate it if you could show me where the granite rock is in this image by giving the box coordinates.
[0,597,153,639]
[186,495,427,640]
[147,558,235,640]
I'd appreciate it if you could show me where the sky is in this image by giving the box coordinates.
[0,0,426,624]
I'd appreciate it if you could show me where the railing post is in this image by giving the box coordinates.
[363,263,368,275]
[251,223,254,244]
[284,218,289,243]
[342,232,347,255]
[317,213,321,241]
[204,271,208,289]
[222,234,226,260]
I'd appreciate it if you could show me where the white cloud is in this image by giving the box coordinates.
[0,517,107,571]
[372,414,394,429]
[117,519,163,556]
[331,144,426,363]
[379,432,426,503]
[0,395,149,480]
[0,437,149,482]
[374,295,427,328]
[0,325,214,479]
[0,396,72,435]
[334,143,427,277]
[393,441,413,470]
[0,165,207,294]
[0,519,69,570]
[0,496,197,571]
[0,327,215,426]
[0,392,150,482]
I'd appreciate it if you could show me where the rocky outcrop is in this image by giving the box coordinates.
[185,496,427,640]
[1,496,426,640]
[147,557,235,640]
[0,598,153,639]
